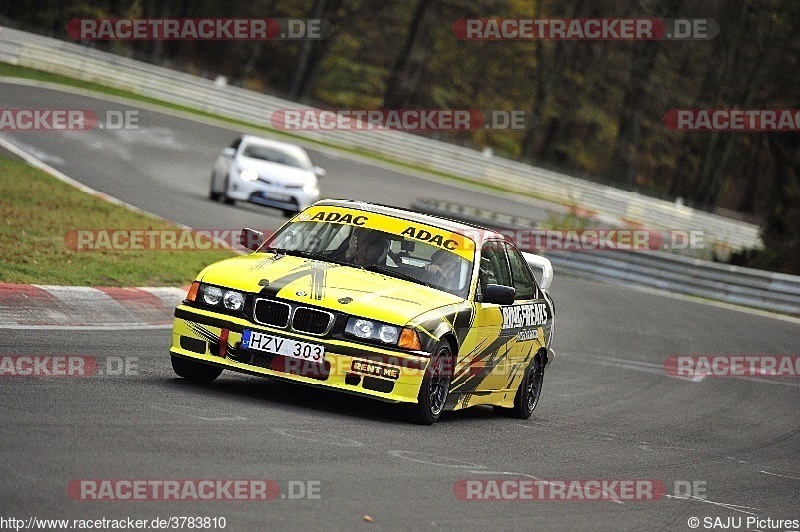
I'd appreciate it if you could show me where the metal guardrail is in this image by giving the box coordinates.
[0,26,762,250]
[411,199,800,316]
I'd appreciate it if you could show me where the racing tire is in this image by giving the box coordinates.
[494,353,544,419]
[171,354,223,383]
[407,341,452,425]
[209,171,222,201]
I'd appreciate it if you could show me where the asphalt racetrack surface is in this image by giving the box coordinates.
[2,82,799,531]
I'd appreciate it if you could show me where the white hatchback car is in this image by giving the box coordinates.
[210,135,325,217]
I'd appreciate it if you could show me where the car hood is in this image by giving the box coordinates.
[238,159,315,186]
[197,253,464,325]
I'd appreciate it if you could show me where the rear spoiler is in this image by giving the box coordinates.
[522,252,553,291]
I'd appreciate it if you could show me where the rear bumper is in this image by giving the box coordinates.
[170,304,429,404]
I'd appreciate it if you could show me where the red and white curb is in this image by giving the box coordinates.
[0,283,188,330]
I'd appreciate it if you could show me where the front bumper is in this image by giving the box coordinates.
[228,179,318,212]
[170,304,430,403]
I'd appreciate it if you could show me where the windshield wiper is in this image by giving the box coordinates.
[363,265,433,287]
[268,248,349,265]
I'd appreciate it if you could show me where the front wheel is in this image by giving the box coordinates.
[209,171,222,201]
[407,341,452,425]
[494,354,544,419]
[171,354,223,383]
[222,174,235,205]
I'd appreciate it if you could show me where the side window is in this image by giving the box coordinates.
[479,241,512,290]
[504,243,538,300]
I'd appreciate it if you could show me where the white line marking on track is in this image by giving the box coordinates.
[150,404,246,421]
[759,470,800,480]
[665,494,761,515]
[388,450,485,469]
[272,429,363,447]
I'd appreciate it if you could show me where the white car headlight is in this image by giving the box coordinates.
[303,182,319,194]
[346,317,399,345]
[202,286,222,305]
[223,291,245,311]
[350,319,374,338]
[379,324,399,344]
[198,284,245,312]
[239,169,259,182]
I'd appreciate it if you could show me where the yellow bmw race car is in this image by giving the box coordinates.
[169,200,555,424]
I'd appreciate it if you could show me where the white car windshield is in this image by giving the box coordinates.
[264,221,473,298]
[241,144,311,170]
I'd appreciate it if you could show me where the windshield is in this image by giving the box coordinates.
[240,143,311,170]
[264,221,473,298]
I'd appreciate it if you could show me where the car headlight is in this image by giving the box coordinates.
[239,169,259,182]
[303,182,319,194]
[197,283,245,312]
[202,285,222,305]
[223,290,244,311]
[345,317,406,346]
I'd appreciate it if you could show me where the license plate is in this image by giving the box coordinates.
[261,191,291,202]
[241,330,325,363]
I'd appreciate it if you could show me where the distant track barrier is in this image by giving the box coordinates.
[411,199,800,316]
[0,25,761,250]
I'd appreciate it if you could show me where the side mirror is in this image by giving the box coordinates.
[314,166,327,178]
[522,252,553,290]
[240,228,263,251]
[222,147,236,158]
[482,284,515,305]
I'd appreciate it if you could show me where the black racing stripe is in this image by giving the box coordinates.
[260,262,338,297]
[188,322,218,343]
[504,343,540,388]
[450,335,515,393]
[175,308,244,333]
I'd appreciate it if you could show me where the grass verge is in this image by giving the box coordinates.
[0,155,235,286]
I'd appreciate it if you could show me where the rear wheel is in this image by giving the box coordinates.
[171,354,223,383]
[407,341,452,425]
[494,354,544,419]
